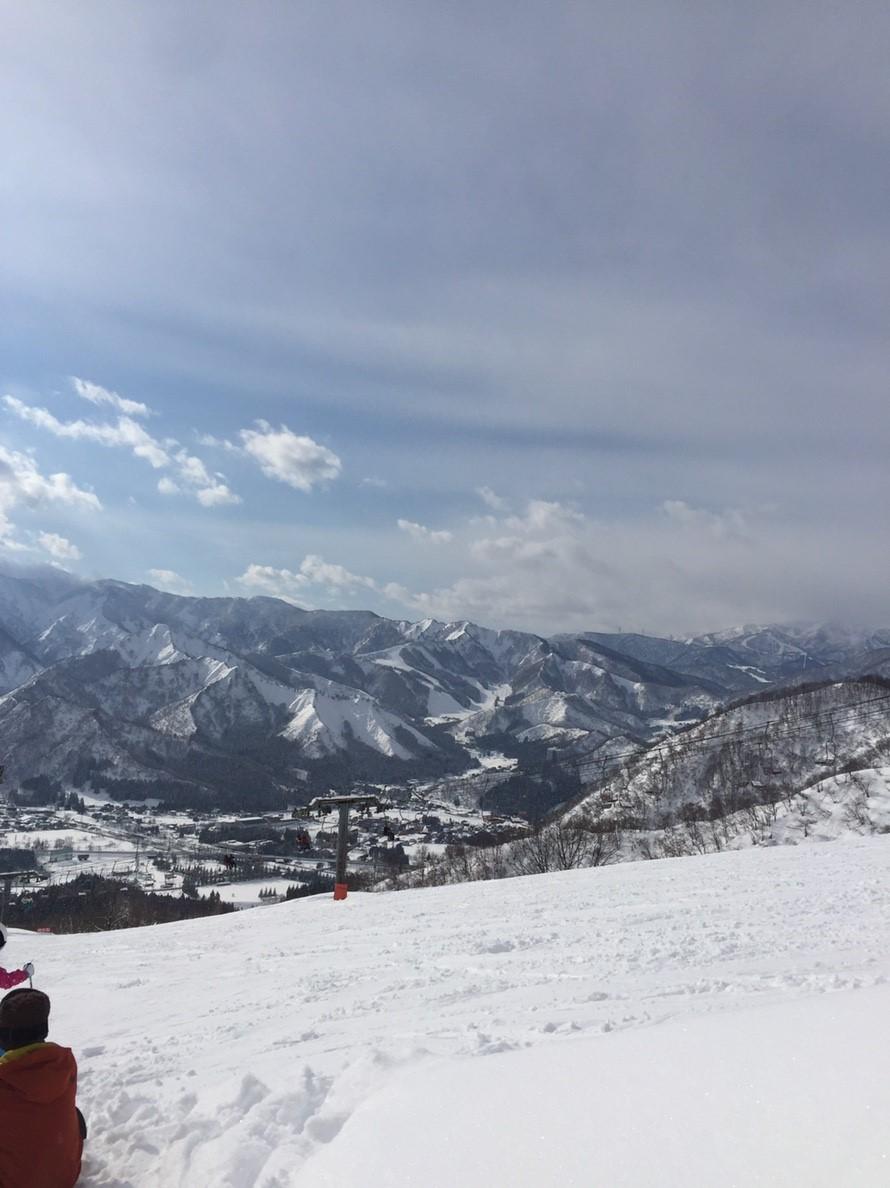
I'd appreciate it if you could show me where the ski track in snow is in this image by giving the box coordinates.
[13,836,890,1186]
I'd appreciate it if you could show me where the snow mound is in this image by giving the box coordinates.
[302,987,890,1188]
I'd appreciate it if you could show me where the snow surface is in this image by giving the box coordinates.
[196,878,305,905]
[0,828,136,852]
[8,837,890,1186]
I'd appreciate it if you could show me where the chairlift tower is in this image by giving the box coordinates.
[305,793,387,900]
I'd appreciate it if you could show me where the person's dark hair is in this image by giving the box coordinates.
[0,988,50,1049]
[0,1022,47,1048]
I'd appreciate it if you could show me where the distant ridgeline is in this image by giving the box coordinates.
[1,568,889,816]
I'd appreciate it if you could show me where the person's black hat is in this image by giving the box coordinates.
[0,988,50,1032]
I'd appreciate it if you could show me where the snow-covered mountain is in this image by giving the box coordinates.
[1,564,889,810]
[564,676,890,860]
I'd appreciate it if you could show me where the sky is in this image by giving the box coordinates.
[1,1,888,637]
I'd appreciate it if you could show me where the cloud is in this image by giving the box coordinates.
[300,553,376,591]
[397,518,453,544]
[147,568,194,595]
[4,392,239,507]
[237,554,376,603]
[477,486,508,512]
[240,422,341,492]
[4,395,170,467]
[37,531,82,562]
[172,449,240,506]
[70,376,150,418]
[236,564,306,602]
[197,433,239,453]
[195,482,239,507]
[0,444,100,546]
[373,497,785,636]
[662,500,748,540]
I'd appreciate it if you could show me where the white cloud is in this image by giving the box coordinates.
[70,376,150,418]
[236,564,306,602]
[299,554,376,591]
[0,444,100,547]
[147,568,194,595]
[240,421,341,492]
[195,482,239,507]
[477,485,509,511]
[397,518,453,544]
[360,476,389,489]
[4,396,170,467]
[37,532,82,561]
[197,433,239,452]
[237,554,376,603]
[172,450,241,506]
[4,393,239,508]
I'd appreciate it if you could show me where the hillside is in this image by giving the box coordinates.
[14,836,890,1186]
[2,564,890,813]
[565,677,890,861]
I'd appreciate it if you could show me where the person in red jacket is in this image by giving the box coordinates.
[0,924,34,991]
[0,988,84,1188]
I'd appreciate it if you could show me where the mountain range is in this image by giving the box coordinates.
[1,564,889,812]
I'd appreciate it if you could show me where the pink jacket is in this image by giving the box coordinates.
[0,967,29,990]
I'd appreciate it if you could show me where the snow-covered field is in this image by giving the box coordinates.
[196,877,305,905]
[7,837,890,1186]
[0,828,136,852]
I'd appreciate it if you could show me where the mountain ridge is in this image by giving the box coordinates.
[1,564,888,811]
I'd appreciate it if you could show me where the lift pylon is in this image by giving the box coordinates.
[306,794,387,900]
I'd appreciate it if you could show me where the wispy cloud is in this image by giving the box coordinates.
[4,396,169,467]
[4,390,239,508]
[71,376,150,418]
[239,422,341,492]
[37,531,82,561]
[661,500,748,540]
[147,568,194,595]
[170,449,240,506]
[477,486,508,512]
[397,518,453,544]
[376,498,773,635]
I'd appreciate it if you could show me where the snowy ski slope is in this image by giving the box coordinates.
[9,836,890,1186]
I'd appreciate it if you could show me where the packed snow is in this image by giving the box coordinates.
[7,837,890,1186]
